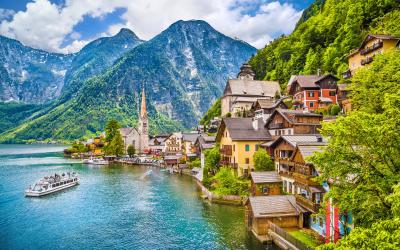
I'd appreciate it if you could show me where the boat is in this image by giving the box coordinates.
[83,157,108,165]
[25,172,79,197]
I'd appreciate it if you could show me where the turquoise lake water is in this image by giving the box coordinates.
[0,144,276,250]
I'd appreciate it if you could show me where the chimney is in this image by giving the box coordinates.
[316,135,323,142]
[252,117,259,130]
[317,69,321,77]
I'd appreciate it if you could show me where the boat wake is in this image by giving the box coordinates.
[140,169,153,180]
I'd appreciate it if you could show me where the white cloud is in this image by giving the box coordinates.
[0,0,303,53]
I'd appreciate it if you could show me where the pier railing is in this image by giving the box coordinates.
[268,222,313,250]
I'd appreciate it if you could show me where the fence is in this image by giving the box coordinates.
[268,221,313,250]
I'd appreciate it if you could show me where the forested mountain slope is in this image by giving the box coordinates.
[249,0,400,88]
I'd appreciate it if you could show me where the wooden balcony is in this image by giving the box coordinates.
[293,173,319,186]
[361,57,373,65]
[220,161,237,168]
[295,194,320,213]
[220,145,232,156]
[360,41,383,55]
[269,123,284,129]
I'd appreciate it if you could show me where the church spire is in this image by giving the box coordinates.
[140,86,147,118]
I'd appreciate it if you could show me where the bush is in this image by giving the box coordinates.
[253,148,274,171]
[329,104,341,116]
[211,167,250,196]
[188,158,201,169]
[127,145,135,157]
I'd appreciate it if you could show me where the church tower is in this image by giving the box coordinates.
[138,87,149,153]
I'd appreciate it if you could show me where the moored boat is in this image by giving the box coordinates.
[83,157,108,165]
[25,172,79,197]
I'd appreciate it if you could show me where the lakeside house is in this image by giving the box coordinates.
[148,135,169,155]
[221,63,280,117]
[164,132,183,155]
[85,135,105,155]
[343,34,400,79]
[194,134,216,169]
[182,132,201,161]
[287,74,339,111]
[264,109,322,140]
[216,117,272,177]
[119,88,149,154]
[250,171,282,196]
[245,195,305,236]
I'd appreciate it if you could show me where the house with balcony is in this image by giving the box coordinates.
[264,109,322,140]
[194,134,216,171]
[250,171,282,196]
[216,117,272,177]
[343,34,400,79]
[287,74,339,111]
[164,132,183,155]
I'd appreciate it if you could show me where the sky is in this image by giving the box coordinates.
[0,0,315,53]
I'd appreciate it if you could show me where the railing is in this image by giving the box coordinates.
[361,57,373,65]
[268,221,313,250]
[296,194,320,213]
[293,173,319,186]
[360,41,383,55]
[220,145,232,156]
[269,123,284,129]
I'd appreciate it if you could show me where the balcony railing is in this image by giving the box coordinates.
[269,123,284,129]
[293,173,319,186]
[361,56,374,65]
[220,145,232,156]
[295,194,320,213]
[360,41,383,55]
[220,161,238,168]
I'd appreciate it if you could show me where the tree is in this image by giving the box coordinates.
[203,144,221,187]
[211,167,250,196]
[253,148,274,171]
[104,119,124,156]
[127,145,135,157]
[329,104,341,116]
[310,51,400,232]
[104,119,121,144]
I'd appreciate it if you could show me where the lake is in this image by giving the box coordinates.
[0,144,276,250]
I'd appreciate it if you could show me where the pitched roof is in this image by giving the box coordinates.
[182,132,200,143]
[224,79,280,97]
[337,84,349,91]
[254,98,275,109]
[266,135,327,148]
[248,195,303,218]
[265,109,322,128]
[217,118,272,141]
[119,127,138,136]
[287,74,339,94]
[195,134,216,151]
[348,34,400,57]
[297,143,327,158]
[250,171,282,184]
[319,97,333,103]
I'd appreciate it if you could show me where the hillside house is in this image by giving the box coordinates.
[182,132,200,161]
[216,117,272,177]
[287,74,339,111]
[194,134,216,169]
[251,98,288,122]
[221,63,280,117]
[343,34,400,78]
[264,109,322,139]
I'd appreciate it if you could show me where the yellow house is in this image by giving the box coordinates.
[216,118,272,177]
[343,34,400,79]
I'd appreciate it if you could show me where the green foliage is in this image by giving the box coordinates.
[329,104,341,116]
[127,145,135,157]
[211,167,250,196]
[310,51,400,249]
[65,141,88,154]
[200,98,221,125]
[0,102,43,134]
[103,120,124,156]
[249,0,399,88]
[188,158,201,169]
[203,144,221,187]
[290,230,321,248]
[253,148,274,171]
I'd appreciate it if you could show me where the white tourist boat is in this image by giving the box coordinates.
[25,172,79,197]
[82,157,109,165]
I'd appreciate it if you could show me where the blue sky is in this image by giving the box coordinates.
[0,0,315,53]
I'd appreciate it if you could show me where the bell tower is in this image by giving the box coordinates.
[138,86,149,152]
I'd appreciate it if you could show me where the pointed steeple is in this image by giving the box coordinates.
[140,86,147,118]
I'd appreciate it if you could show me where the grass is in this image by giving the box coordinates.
[289,229,321,248]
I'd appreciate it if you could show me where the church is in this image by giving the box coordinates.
[119,88,149,154]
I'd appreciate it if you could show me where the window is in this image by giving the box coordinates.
[309,102,314,108]
[282,130,285,135]
[255,144,259,151]
[319,218,324,228]
[329,91,336,96]
[315,193,321,204]
[288,130,291,135]
[262,187,269,194]
[245,158,250,164]
[233,145,235,151]
[245,144,250,151]
[309,92,314,97]
[312,217,317,224]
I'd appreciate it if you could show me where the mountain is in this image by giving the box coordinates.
[249,0,399,88]
[0,29,143,103]
[0,35,73,103]
[0,20,256,142]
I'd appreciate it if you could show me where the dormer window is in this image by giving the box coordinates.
[243,90,247,94]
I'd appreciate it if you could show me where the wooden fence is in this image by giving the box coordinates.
[268,221,313,250]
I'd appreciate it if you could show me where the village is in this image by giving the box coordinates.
[65,34,400,249]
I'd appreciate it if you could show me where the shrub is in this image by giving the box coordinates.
[253,148,274,171]
[329,104,341,116]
